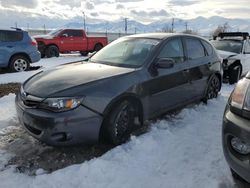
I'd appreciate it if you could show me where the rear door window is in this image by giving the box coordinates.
[185,38,206,60]
[201,40,213,56]
[0,31,23,42]
[158,38,185,63]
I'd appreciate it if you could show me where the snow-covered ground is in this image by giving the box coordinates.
[0,55,243,187]
[0,54,86,84]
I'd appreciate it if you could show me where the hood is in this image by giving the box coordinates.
[34,35,54,40]
[216,50,237,59]
[24,62,135,98]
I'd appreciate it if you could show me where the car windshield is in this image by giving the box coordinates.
[47,29,63,36]
[89,37,160,68]
[211,40,243,54]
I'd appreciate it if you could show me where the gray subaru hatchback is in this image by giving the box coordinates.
[16,33,222,146]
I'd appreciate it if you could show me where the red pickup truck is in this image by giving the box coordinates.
[34,29,108,58]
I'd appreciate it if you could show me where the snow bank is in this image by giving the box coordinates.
[0,85,238,188]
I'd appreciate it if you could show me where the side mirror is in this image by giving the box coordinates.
[61,33,68,38]
[155,58,174,69]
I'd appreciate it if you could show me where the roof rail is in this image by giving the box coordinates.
[214,32,249,40]
[10,27,22,31]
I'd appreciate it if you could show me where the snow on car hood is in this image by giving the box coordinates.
[216,50,237,59]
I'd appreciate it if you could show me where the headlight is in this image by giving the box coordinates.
[40,97,84,112]
[231,78,250,110]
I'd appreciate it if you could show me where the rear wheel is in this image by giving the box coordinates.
[228,65,242,85]
[9,55,30,72]
[94,44,103,52]
[45,45,59,58]
[203,75,221,103]
[80,51,88,56]
[104,100,137,145]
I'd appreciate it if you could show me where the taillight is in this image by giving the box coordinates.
[31,37,37,47]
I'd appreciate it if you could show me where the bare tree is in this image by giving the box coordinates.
[162,24,173,33]
[212,22,231,37]
[182,29,198,35]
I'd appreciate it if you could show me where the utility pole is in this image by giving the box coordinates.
[134,27,137,34]
[27,23,29,31]
[171,18,175,33]
[43,24,46,34]
[124,18,128,34]
[82,12,86,31]
[15,22,17,28]
[185,22,188,31]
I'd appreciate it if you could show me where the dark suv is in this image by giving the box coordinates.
[0,28,41,72]
[16,33,222,146]
[223,72,250,183]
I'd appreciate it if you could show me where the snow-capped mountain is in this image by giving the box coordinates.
[64,16,250,35]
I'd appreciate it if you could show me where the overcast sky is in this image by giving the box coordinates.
[0,0,249,28]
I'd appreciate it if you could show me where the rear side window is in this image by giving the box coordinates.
[186,38,206,60]
[62,30,83,37]
[0,31,23,42]
[201,40,213,56]
[158,38,185,63]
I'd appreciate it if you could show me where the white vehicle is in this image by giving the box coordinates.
[211,32,250,84]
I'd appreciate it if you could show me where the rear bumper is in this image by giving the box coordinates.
[29,51,41,63]
[15,94,103,146]
[222,104,250,182]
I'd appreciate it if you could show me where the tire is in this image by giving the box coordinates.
[45,45,59,58]
[94,44,103,52]
[228,65,242,85]
[9,55,30,72]
[80,51,88,56]
[104,100,137,145]
[203,75,221,103]
[41,53,45,58]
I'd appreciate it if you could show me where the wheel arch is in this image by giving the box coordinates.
[8,52,31,66]
[99,93,144,141]
[46,43,60,50]
[229,60,242,75]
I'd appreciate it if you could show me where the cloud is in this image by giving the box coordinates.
[131,9,170,17]
[168,0,199,6]
[116,0,143,2]
[0,0,38,8]
[116,4,124,9]
[56,0,81,8]
[85,1,94,10]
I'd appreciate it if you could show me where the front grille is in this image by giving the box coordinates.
[20,92,43,108]
[23,100,40,108]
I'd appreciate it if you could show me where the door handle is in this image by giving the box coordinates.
[183,69,189,73]
[7,46,14,48]
[208,62,212,66]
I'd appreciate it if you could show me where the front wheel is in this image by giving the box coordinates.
[45,45,59,58]
[203,75,221,103]
[104,101,137,145]
[9,55,30,72]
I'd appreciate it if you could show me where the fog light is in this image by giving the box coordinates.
[231,137,250,155]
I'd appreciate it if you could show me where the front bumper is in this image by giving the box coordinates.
[222,104,250,182]
[15,94,103,146]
